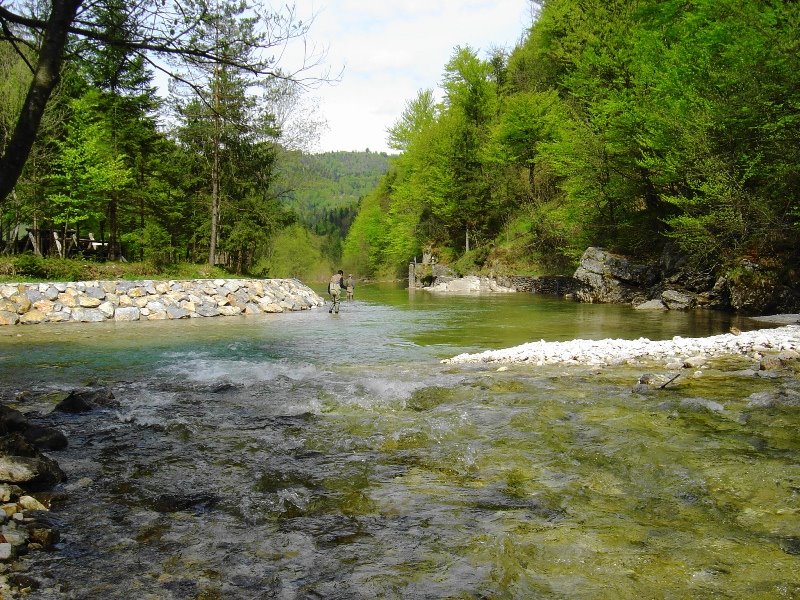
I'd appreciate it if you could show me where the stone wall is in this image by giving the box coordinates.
[508,275,584,297]
[0,278,325,326]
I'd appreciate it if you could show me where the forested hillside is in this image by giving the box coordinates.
[343,0,800,291]
[257,150,391,281]
[276,150,390,237]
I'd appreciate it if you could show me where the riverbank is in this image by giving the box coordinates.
[0,278,325,326]
[443,321,800,367]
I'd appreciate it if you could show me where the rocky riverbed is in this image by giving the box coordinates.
[1,307,799,596]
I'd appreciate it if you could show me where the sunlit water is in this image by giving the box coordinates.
[1,284,797,599]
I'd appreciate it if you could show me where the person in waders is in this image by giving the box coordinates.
[328,270,345,313]
[345,274,355,301]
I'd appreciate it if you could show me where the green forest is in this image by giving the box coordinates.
[1,0,799,292]
[0,0,349,280]
[343,0,800,290]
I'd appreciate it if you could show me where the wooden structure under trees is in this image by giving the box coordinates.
[20,228,109,259]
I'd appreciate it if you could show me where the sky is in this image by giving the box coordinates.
[284,1,533,154]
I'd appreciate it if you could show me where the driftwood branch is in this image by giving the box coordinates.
[659,373,682,389]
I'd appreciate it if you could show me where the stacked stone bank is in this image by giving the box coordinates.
[0,278,325,325]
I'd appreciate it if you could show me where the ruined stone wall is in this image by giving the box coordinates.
[508,276,584,297]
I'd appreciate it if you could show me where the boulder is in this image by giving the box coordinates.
[97,301,115,318]
[23,426,67,451]
[18,310,45,325]
[166,305,190,319]
[661,289,696,310]
[114,307,140,321]
[0,311,19,326]
[70,308,106,323]
[77,295,102,308]
[0,455,66,490]
[54,387,117,413]
[0,484,24,502]
[635,299,667,311]
[573,247,653,304]
[0,407,28,435]
[83,286,105,300]
[195,303,220,317]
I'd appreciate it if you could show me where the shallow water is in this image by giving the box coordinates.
[1,284,797,599]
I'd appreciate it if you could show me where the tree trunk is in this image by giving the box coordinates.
[208,62,222,267]
[0,0,83,203]
[107,199,118,260]
[209,142,220,266]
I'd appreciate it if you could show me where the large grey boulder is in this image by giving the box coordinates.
[573,247,653,304]
[661,289,696,310]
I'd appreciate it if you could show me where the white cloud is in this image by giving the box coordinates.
[283,0,531,153]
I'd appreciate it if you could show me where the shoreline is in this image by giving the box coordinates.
[443,322,800,367]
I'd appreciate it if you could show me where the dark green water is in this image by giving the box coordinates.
[0,284,797,598]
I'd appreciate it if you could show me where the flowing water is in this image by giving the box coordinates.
[1,284,798,599]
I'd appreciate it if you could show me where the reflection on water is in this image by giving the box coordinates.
[0,284,796,598]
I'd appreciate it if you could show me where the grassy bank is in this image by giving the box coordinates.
[0,255,232,283]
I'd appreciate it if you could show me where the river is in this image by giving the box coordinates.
[1,284,797,599]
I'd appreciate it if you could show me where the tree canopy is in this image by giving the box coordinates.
[343,0,800,285]
[0,0,323,202]
[0,0,331,273]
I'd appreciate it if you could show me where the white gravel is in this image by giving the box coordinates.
[442,325,800,367]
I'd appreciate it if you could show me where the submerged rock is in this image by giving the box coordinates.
[23,425,67,451]
[680,397,726,413]
[147,492,220,513]
[54,387,118,413]
[746,387,800,408]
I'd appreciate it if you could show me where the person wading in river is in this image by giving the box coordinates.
[345,274,355,301]
[328,270,345,313]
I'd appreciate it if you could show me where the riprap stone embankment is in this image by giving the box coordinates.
[0,278,325,326]
[443,325,800,367]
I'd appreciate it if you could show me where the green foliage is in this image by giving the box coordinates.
[341,176,393,277]
[387,90,436,151]
[0,255,231,282]
[0,43,30,150]
[47,91,133,230]
[253,223,333,282]
[276,149,391,236]
[13,253,46,278]
[13,254,83,281]
[345,0,800,279]
[121,222,173,272]
[4,0,799,286]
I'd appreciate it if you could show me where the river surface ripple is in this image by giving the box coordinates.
[0,285,798,599]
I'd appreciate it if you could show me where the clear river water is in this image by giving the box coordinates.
[0,283,798,599]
